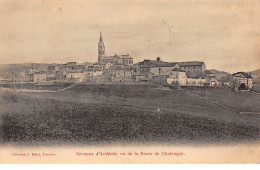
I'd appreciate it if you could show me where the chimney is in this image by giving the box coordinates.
[156,56,161,62]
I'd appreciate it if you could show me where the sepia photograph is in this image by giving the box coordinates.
[0,0,259,164]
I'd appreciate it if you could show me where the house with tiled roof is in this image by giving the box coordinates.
[131,57,180,83]
[33,72,47,84]
[232,72,253,89]
[178,61,206,77]
[137,57,179,76]
[84,66,103,77]
[167,68,187,86]
[112,66,133,82]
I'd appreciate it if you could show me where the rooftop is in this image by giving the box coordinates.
[172,68,186,72]
[86,67,102,72]
[232,72,253,78]
[103,54,133,60]
[139,60,177,67]
[178,61,205,66]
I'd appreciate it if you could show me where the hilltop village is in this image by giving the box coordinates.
[0,32,254,90]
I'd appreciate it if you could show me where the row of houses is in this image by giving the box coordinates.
[30,57,207,84]
[30,56,253,90]
[32,62,101,84]
[2,58,253,90]
[131,57,253,89]
[166,68,254,89]
[130,57,214,86]
[7,31,253,89]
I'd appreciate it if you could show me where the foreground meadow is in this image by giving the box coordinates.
[0,84,259,145]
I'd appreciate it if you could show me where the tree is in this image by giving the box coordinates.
[219,74,232,82]
[8,65,22,87]
[170,81,180,89]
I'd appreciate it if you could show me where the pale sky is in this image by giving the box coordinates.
[0,0,259,73]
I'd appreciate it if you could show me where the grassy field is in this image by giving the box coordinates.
[0,84,259,145]
[0,82,74,91]
[182,87,260,112]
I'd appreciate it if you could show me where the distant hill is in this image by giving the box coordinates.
[250,69,260,78]
[0,63,50,80]
[0,63,49,72]
[250,69,260,82]
[208,69,230,79]
[208,69,260,82]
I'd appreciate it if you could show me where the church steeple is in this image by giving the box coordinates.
[98,31,106,63]
[99,31,103,42]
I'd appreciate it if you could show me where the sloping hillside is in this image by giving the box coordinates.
[0,63,49,80]
[208,69,230,79]
[250,69,260,81]
[249,69,260,92]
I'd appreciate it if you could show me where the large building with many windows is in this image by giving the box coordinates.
[178,61,206,78]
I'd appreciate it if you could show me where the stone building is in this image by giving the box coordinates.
[134,57,179,77]
[66,71,84,80]
[167,68,187,86]
[232,72,253,89]
[203,71,219,87]
[33,72,47,84]
[178,61,206,78]
[84,66,103,77]
[112,67,133,82]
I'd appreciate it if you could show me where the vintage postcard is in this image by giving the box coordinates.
[0,0,259,164]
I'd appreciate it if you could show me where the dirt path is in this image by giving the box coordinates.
[181,88,240,113]
[0,83,80,93]
[180,88,260,115]
[6,85,259,128]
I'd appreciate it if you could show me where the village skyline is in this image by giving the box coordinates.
[0,29,259,74]
[0,0,259,73]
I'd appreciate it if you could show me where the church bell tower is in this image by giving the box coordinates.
[98,31,106,63]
